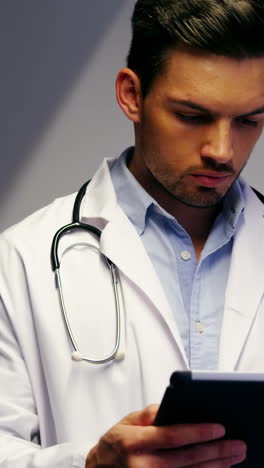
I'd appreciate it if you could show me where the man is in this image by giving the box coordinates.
[0,0,264,466]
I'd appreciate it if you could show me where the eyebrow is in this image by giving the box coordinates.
[169,99,264,118]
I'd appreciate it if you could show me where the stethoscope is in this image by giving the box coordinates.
[51,180,123,364]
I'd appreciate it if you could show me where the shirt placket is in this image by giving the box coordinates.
[189,264,203,370]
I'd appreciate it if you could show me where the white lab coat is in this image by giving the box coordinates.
[0,157,264,468]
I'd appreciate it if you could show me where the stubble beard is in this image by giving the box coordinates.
[148,167,225,208]
[141,147,244,209]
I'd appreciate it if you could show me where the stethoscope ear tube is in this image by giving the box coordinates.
[51,178,101,271]
[72,180,90,223]
[51,222,102,271]
[51,222,79,271]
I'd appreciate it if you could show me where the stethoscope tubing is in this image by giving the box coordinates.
[50,180,123,364]
[51,221,102,271]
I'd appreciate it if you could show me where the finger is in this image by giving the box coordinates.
[121,405,226,448]
[190,452,247,468]
[128,440,246,468]
[153,423,226,449]
[104,421,226,456]
[118,423,226,452]
[160,439,247,468]
[191,456,246,468]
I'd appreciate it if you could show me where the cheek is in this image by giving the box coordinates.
[145,117,201,156]
[233,131,262,167]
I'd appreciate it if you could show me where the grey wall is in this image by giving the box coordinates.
[1,1,264,231]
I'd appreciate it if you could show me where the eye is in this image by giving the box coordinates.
[176,113,211,124]
[237,118,258,128]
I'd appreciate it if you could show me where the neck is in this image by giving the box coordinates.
[169,202,221,259]
[153,192,220,258]
[128,156,221,259]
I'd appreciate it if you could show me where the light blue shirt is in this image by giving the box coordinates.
[110,148,245,370]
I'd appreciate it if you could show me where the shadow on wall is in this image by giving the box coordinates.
[0,0,123,207]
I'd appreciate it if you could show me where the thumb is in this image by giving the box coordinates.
[121,404,159,427]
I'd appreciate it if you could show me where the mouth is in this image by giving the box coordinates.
[190,171,233,188]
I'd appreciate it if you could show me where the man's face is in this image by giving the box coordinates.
[131,47,264,208]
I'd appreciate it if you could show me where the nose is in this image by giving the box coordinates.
[200,119,234,164]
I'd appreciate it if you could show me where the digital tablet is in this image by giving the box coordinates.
[154,371,264,467]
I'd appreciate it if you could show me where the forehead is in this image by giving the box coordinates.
[149,47,264,114]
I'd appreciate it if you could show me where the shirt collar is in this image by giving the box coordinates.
[222,179,245,235]
[110,147,159,235]
[111,146,245,237]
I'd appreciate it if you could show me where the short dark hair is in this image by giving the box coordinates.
[127,0,264,97]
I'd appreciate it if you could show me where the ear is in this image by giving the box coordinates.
[116,68,142,123]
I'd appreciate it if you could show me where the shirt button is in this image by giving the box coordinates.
[196,321,205,334]
[180,250,191,261]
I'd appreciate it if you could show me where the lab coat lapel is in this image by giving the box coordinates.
[219,187,264,371]
[80,158,188,363]
[99,211,188,364]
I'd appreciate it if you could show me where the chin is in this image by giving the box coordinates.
[173,187,225,208]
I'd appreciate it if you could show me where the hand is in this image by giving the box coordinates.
[85,404,247,467]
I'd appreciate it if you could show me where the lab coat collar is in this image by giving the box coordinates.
[219,180,264,371]
[80,157,189,366]
[80,157,118,229]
